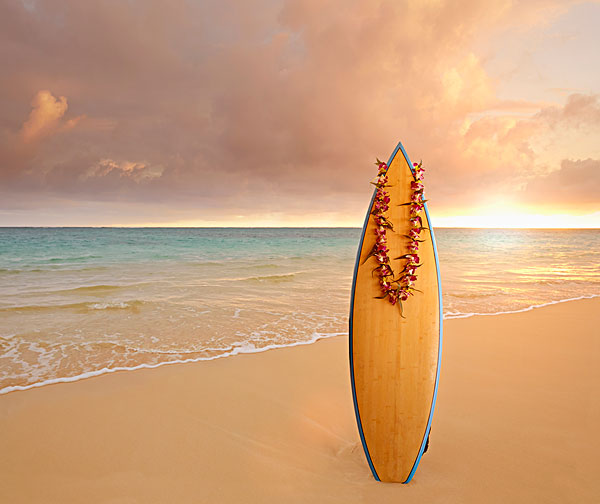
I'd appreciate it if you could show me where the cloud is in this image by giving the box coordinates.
[446,92,600,207]
[0,0,597,225]
[82,159,164,182]
[521,158,600,209]
[535,93,600,128]
[19,90,82,142]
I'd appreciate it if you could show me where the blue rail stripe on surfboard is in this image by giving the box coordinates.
[349,141,443,483]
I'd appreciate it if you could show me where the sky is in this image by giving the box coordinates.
[1,0,599,228]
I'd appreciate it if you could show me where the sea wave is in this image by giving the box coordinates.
[44,255,103,263]
[210,272,304,283]
[0,266,110,274]
[49,284,127,294]
[242,273,299,282]
[0,300,145,313]
[447,292,497,299]
[33,283,155,295]
[0,331,346,395]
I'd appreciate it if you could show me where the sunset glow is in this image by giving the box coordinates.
[432,211,600,229]
[1,1,599,228]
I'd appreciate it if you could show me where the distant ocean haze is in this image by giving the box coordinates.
[0,227,598,394]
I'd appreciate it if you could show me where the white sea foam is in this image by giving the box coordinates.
[442,294,600,319]
[89,302,132,310]
[0,331,347,395]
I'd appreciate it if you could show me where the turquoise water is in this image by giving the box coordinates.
[1,227,599,393]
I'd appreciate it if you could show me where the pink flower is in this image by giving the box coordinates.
[408,242,419,252]
[399,290,409,301]
[410,203,423,215]
[376,243,388,253]
[374,201,388,213]
[380,265,392,276]
[404,274,417,286]
[411,181,424,191]
[409,228,422,239]
[375,252,388,263]
[388,291,398,305]
[406,254,420,264]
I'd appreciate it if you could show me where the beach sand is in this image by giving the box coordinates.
[1,298,599,503]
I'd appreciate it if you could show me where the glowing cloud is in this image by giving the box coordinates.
[83,159,164,182]
[19,90,82,143]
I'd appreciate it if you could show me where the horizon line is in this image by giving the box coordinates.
[1,225,599,230]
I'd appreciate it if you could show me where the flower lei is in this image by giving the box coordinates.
[366,158,427,313]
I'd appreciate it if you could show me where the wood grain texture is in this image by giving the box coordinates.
[351,146,440,482]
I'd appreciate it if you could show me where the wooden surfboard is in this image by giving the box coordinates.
[349,141,443,483]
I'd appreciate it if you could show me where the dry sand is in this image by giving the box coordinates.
[1,298,599,503]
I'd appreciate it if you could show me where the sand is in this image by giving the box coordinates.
[1,298,599,503]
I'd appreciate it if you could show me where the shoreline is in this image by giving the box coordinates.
[1,297,599,502]
[442,293,599,319]
[2,294,598,397]
[0,331,344,396]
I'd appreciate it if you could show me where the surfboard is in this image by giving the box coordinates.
[349,141,442,483]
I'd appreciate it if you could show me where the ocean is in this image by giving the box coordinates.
[1,227,599,394]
